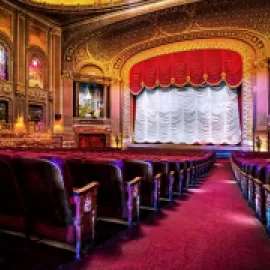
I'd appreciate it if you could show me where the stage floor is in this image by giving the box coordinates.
[126,143,251,151]
[126,143,252,158]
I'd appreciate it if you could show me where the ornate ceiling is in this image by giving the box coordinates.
[17,0,165,11]
[12,0,201,26]
[31,0,128,6]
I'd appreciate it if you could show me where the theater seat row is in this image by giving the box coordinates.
[231,151,270,235]
[0,149,215,258]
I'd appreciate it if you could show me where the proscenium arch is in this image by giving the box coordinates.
[119,38,256,147]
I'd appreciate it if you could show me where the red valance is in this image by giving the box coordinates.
[130,50,243,95]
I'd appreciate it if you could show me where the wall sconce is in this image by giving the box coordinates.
[53,114,63,133]
[14,117,26,133]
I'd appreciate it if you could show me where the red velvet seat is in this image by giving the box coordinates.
[82,160,141,227]
[11,157,99,259]
[0,156,26,233]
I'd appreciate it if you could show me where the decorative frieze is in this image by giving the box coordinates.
[0,79,12,96]
[28,87,47,102]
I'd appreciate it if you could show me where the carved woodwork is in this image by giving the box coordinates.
[72,181,99,259]
[74,123,112,148]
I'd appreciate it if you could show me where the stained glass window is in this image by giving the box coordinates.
[0,45,8,80]
[29,57,43,88]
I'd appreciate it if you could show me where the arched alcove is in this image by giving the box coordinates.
[28,46,47,90]
[79,64,104,77]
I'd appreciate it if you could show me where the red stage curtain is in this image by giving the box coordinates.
[130,50,243,95]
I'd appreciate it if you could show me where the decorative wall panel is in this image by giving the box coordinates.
[0,7,13,40]
[28,24,47,52]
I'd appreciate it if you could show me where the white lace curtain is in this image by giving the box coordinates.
[134,84,241,144]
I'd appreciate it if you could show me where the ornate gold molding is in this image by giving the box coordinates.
[254,57,269,69]
[28,87,47,102]
[0,79,12,97]
[113,29,267,72]
[15,83,26,96]
[120,38,256,147]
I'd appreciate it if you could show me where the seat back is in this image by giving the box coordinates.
[12,157,73,227]
[123,160,153,206]
[255,164,266,183]
[123,160,153,183]
[83,161,125,211]
[39,155,73,198]
[66,158,87,188]
[0,158,25,216]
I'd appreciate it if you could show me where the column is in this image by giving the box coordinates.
[52,28,62,124]
[110,78,121,146]
[14,12,27,124]
[254,58,269,151]
[63,76,73,131]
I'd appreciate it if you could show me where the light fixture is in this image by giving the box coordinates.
[14,117,26,133]
[32,58,38,67]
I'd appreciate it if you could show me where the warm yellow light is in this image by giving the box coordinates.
[14,117,26,133]
[53,120,64,133]
[32,0,122,6]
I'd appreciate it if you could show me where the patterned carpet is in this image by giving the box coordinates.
[67,160,270,270]
[2,160,270,270]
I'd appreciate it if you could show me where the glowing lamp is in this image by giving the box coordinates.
[53,120,64,133]
[14,117,26,133]
[32,59,38,67]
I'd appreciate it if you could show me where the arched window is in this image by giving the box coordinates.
[29,56,43,88]
[0,44,8,80]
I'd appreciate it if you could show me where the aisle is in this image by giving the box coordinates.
[70,160,270,270]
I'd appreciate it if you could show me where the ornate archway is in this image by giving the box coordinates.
[119,38,258,147]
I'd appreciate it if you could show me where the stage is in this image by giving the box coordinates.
[126,143,252,158]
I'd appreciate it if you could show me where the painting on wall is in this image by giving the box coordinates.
[78,83,104,118]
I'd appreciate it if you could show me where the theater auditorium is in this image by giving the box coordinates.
[0,0,270,269]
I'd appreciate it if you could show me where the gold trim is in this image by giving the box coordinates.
[120,38,255,146]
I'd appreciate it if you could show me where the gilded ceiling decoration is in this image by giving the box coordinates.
[32,0,125,6]
[18,0,173,11]
[64,2,270,71]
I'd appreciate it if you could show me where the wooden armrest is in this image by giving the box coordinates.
[154,173,161,179]
[169,171,175,176]
[263,184,270,193]
[71,181,99,259]
[187,168,191,172]
[126,177,142,187]
[253,178,262,185]
[73,182,99,196]
[180,169,184,173]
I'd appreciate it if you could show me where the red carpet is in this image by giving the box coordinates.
[69,160,270,270]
